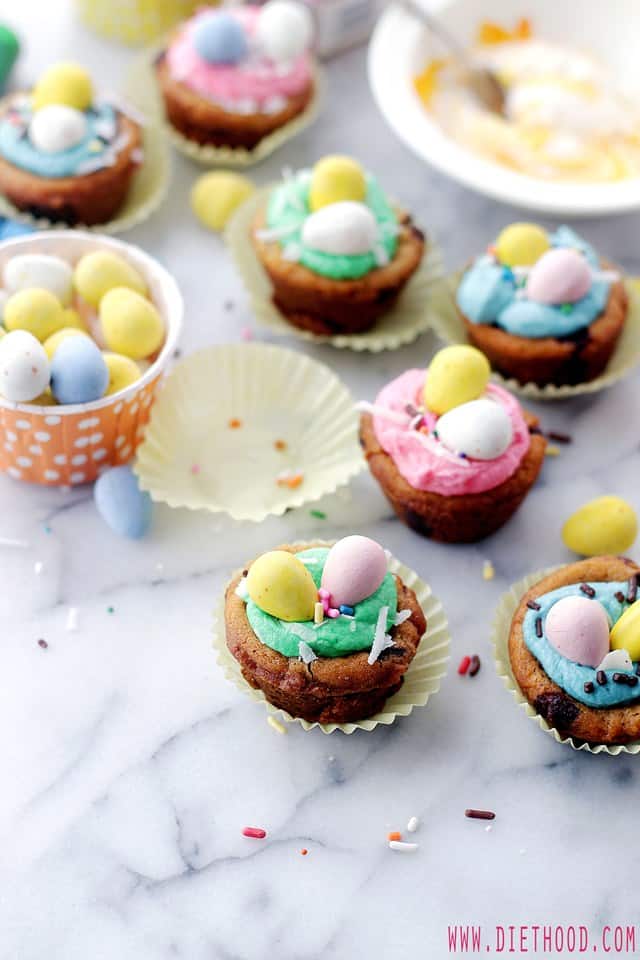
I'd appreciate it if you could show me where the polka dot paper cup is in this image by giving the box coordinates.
[0,231,182,486]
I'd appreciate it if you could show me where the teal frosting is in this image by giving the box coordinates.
[265,171,399,280]
[243,547,398,658]
[0,98,122,179]
[524,581,639,708]
[457,226,610,339]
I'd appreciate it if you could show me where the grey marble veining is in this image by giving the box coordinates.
[3,4,640,958]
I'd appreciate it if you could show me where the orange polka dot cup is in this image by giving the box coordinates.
[0,231,182,486]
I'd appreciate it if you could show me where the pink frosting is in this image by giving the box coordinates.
[166,6,312,108]
[372,369,531,496]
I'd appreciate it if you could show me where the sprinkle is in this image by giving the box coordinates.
[339,604,354,616]
[535,617,543,638]
[545,445,561,457]
[584,680,595,694]
[389,841,418,853]
[66,607,79,632]
[407,816,419,833]
[267,715,287,735]
[298,639,317,664]
[310,509,326,520]
[465,809,495,821]
[276,471,304,489]
[613,672,638,686]
[468,655,481,677]
[242,827,267,839]
[580,583,596,597]
[107,606,114,615]
[546,431,572,444]
[388,831,402,842]
[88,138,103,152]
[37,638,48,650]
[318,588,330,600]
[274,439,287,451]
[34,561,44,575]
[596,670,607,685]
[368,605,392,665]
[560,303,573,314]
[615,591,626,603]
[458,655,471,676]
[229,418,242,429]
[190,463,201,475]
[314,602,324,625]
[526,599,541,611]
[327,607,340,619]
[43,525,51,535]
[240,325,253,341]
[225,300,234,311]
[300,848,308,856]
[394,609,411,626]
[482,560,495,581]
[628,575,638,603]
[485,825,493,833]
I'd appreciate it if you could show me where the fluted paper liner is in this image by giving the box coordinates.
[0,231,182,486]
[134,343,365,521]
[227,186,445,352]
[75,0,205,45]
[430,272,640,399]
[213,541,450,734]
[493,567,640,755]
[125,45,323,168]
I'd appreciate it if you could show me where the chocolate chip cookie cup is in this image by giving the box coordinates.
[494,557,640,755]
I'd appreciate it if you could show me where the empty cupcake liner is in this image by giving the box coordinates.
[134,342,365,521]
[213,541,451,734]
[430,272,640,399]
[493,567,640,755]
[75,0,205,45]
[0,231,182,486]
[227,185,445,352]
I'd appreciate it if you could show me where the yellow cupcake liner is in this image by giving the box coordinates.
[75,0,213,46]
[493,567,640,755]
[213,541,451,734]
[125,45,323,167]
[0,117,170,235]
[134,342,365,521]
[226,186,445,352]
[430,272,640,399]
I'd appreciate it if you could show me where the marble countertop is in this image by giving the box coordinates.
[4,4,640,959]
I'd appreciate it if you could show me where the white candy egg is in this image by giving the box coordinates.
[0,329,50,403]
[256,0,313,63]
[4,254,73,306]
[29,104,88,154]
[301,201,377,256]
[437,398,513,460]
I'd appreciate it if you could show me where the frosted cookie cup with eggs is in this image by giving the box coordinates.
[0,231,181,486]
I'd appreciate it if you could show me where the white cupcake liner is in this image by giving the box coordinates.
[213,541,450,734]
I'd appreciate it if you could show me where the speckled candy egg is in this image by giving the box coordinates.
[192,11,248,65]
[246,550,318,621]
[4,288,65,341]
[0,329,50,402]
[562,496,638,556]
[423,345,490,415]
[256,0,313,63]
[545,595,610,667]
[50,335,109,404]
[94,465,153,539]
[495,223,550,267]
[321,535,387,608]
[436,398,513,460]
[32,62,93,112]
[309,155,367,212]
[29,105,88,154]
[302,201,377,256]
[100,287,164,360]
[526,248,592,305]
[74,251,147,308]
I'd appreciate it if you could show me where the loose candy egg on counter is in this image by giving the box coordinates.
[103,352,141,395]
[256,0,313,64]
[246,550,318,621]
[610,600,640,661]
[436,398,513,460]
[94,465,153,539]
[309,155,367,212]
[495,222,549,267]
[100,287,164,360]
[74,251,147,308]
[5,253,73,305]
[192,11,248,65]
[43,326,89,360]
[190,171,254,232]
[321,535,387,607]
[545,595,610,667]
[423,345,490,415]
[526,248,591,305]
[4,288,65,341]
[0,330,50,402]
[32,62,93,112]
[29,104,88,154]
[50,335,109,404]
[301,201,377,256]
[562,496,638,556]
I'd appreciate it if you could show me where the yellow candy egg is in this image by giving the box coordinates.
[32,388,56,406]
[62,307,87,331]
[33,62,93,112]
[100,287,164,360]
[43,326,89,360]
[562,496,638,556]
[423,345,491,415]
[190,171,254,232]
[74,251,147,308]
[103,352,142,395]
[611,600,640,661]
[495,223,550,267]
[246,550,318,622]
[4,288,66,342]
[309,155,367,212]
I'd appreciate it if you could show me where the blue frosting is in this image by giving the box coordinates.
[523,581,638,708]
[457,227,611,339]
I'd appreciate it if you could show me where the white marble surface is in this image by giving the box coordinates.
[4,4,640,959]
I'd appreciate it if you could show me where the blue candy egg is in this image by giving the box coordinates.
[192,11,248,65]
[50,335,109,404]
[94,465,153,539]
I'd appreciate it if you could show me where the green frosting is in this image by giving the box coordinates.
[243,547,398,658]
[265,171,399,280]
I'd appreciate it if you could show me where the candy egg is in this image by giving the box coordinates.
[5,254,73,306]
[94,465,153,539]
[545,595,610,667]
[43,326,89,360]
[50,335,109,404]
[436,398,513,460]
[29,104,88,154]
[0,330,50,402]
[302,201,377,256]
[193,11,247,65]
[423,345,490,415]
[611,600,640,661]
[321,535,387,607]
[100,287,164,360]
[4,288,65,341]
[246,550,318,621]
[74,251,147,308]
[256,0,313,63]
[61,307,87,330]
[103,352,141,395]
[32,62,93,112]
[190,170,254,232]
[562,496,638,556]
[495,223,550,267]
[309,155,367,212]
[527,248,592,305]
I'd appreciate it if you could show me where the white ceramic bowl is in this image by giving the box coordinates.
[368,0,640,216]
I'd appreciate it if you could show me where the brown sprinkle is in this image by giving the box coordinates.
[535,617,543,638]
[526,599,541,611]
[615,591,626,604]
[546,431,572,444]
[468,655,481,677]
[613,673,638,687]
[583,681,594,694]
[596,670,607,686]
[274,439,287,451]
[37,638,48,649]
[229,418,242,429]
[579,583,596,598]
[465,809,495,821]
[628,576,638,603]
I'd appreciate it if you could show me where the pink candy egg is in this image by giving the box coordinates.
[321,535,388,607]
[544,595,610,667]
[526,248,592,305]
